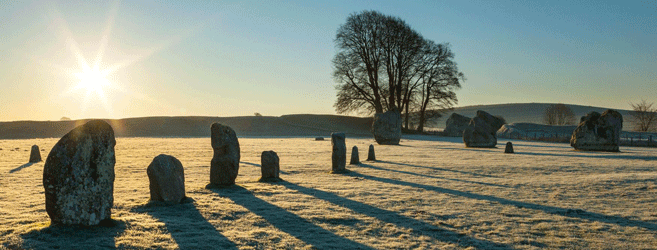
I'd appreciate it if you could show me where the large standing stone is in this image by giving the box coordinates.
[570,110,623,152]
[367,144,376,161]
[259,151,281,182]
[209,123,240,187]
[43,120,116,226]
[331,132,347,173]
[350,146,360,165]
[29,145,41,163]
[147,154,186,203]
[462,110,504,148]
[444,113,471,137]
[372,110,401,145]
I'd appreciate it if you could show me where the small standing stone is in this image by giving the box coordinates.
[331,132,347,173]
[147,154,186,203]
[209,123,241,187]
[350,146,360,165]
[29,145,41,162]
[43,120,116,226]
[259,151,281,182]
[367,144,376,161]
[504,142,514,153]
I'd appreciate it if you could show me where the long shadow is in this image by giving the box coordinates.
[358,163,510,188]
[379,160,501,178]
[281,182,514,249]
[515,151,657,161]
[9,162,35,173]
[133,199,238,249]
[210,185,374,249]
[11,219,125,249]
[349,171,657,232]
[440,147,498,153]
[240,161,288,175]
[511,143,571,149]
[240,161,261,167]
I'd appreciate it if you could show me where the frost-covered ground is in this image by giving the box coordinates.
[1,136,657,249]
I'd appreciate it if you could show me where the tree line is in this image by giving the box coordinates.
[332,10,464,132]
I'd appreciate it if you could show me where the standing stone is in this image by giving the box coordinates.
[504,142,514,153]
[259,151,281,182]
[29,145,41,163]
[209,123,241,187]
[331,132,347,173]
[444,113,471,137]
[350,146,360,165]
[147,154,186,203]
[367,144,376,161]
[43,120,115,226]
[570,110,623,152]
[463,110,503,148]
[372,110,401,145]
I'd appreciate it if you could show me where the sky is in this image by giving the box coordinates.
[1,0,655,121]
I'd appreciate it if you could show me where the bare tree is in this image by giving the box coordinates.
[333,10,463,128]
[630,100,657,132]
[413,42,463,132]
[543,104,576,125]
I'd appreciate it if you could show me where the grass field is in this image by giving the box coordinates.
[2,136,657,249]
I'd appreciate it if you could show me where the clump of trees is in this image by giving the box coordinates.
[630,100,656,132]
[543,104,576,126]
[332,10,464,132]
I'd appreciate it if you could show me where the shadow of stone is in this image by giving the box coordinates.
[281,182,513,249]
[511,143,571,149]
[209,185,374,249]
[240,161,288,175]
[9,162,35,173]
[133,198,238,249]
[12,219,125,249]
[358,163,510,188]
[515,151,657,161]
[378,160,501,178]
[349,171,657,232]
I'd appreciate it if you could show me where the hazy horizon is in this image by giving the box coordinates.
[2,0,655,121]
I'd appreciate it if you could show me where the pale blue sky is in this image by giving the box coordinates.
[1,0,655,121]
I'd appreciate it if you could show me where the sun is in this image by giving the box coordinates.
[74,67,110,94]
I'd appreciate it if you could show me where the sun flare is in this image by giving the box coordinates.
[74,67,110,94]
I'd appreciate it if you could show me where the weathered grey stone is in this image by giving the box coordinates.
[372,110,401,145]
[331,132,347,173]
[444,113,471,137]
[570,110,623,152]
[259,151,281,182]
[504,142,514,153]
[367,144,376,161]
[147,154,185,203]
[463,111,503,148]
[209,123,240,187]
[350,146,360,165]
[43,120,115,226]
[29,145,41,163]
[475,110,505,132]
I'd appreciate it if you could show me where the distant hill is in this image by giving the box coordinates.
[0,103,639,139]
[0,115,373,139]
[428,103,635,130]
